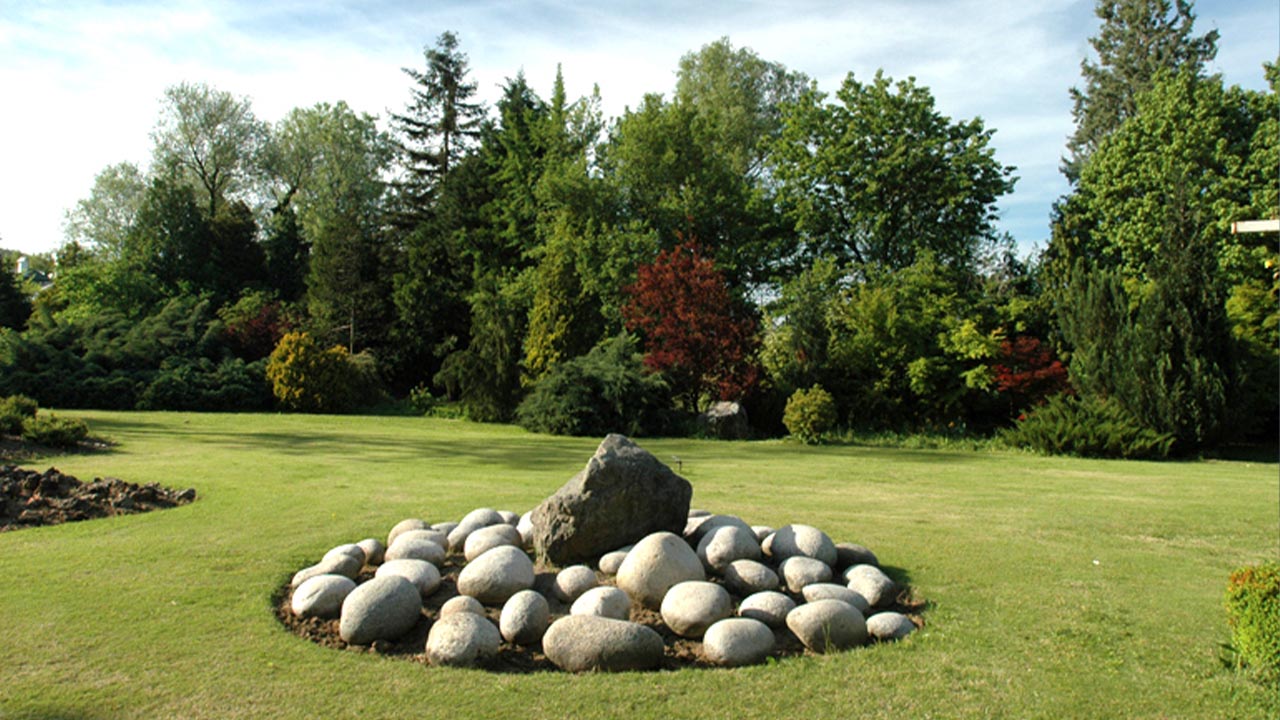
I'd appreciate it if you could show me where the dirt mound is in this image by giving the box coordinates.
[0,465,196,531]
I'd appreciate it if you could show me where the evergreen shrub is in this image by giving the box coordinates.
[999,393,1174,459]
[21,414,88,448]
[516,334,676,437]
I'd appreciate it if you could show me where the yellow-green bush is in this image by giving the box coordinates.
[265,332,360,413]
[1225,563,1280,683]
[783,385,837,444]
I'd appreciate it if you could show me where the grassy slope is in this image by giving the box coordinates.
[0,411,1275,720]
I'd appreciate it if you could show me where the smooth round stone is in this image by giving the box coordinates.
[786,599,867,653]
[396,528,449,549]
[291,574,356,619]
[702,617,775,667]
[356,538,386,566]
[722,559,780,595]
[338,575,423,645]
[696,525,761,573]
[447,508,505,551]
[499,590,550,645]
[779,556,833,593]
[660,581,732,638]
[598,546,631,575]
[440,595,485,617]
[431,521,459,534]
[684,514,754,545]
[616,531,706,609]
[385,536,446,566]
[844,564,896,608]
[835,542,879,570]
[387,518,430,547]
[497,510,520,525]
[552,565,599,603]
[866,611,917,641]
[769,524,838,566]
[426,612,501,667]
[688,508,712,518]
[542,615,664,672]
[751,525,774,542]
[323,543,366,566]
[376,558,442,598]
[292,552,361,587]
[516,511,535,546]
[802,583,870,613]
[738,591,795,629]
[456,545,535,605]
[761,532,776,557]
[570,586,631,620]
[463,524,522,562]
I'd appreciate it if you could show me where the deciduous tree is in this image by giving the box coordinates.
[622,238,760,409]
[771,71,1016,276]
[1064,0,1218,181]
[151,82,269,218]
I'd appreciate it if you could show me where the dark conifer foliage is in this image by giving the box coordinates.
[390,31,484,224]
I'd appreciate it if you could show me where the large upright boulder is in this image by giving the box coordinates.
[530,435,692,565]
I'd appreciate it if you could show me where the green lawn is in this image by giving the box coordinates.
[1,411,1276,719]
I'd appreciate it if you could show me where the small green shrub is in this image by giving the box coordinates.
[516,334,677,437]
[0,394,38,434]
[407,384,440,414]
[21,414,89,448]
[1225,563,1280,683]
[783,385,837,444]
[998,393,1174,459]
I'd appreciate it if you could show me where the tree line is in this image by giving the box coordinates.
[1,0,1275,456]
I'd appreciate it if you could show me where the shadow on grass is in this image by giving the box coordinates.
[1208,443,1280,464]
[0,436,116,466]
[84,414,592,474]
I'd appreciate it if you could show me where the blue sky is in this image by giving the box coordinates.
[1,0,1275,257]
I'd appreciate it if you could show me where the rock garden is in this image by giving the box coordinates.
[275,434,923,672]
[1,465,197,531]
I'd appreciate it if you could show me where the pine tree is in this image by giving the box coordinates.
[390,31,484,223]
[0,265,31,330]
[1064,0,1217,182]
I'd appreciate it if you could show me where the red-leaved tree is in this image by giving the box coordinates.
[622,239,760,410]
[991,335,1070,418]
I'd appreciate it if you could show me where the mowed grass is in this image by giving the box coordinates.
[0,411,1276,720]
